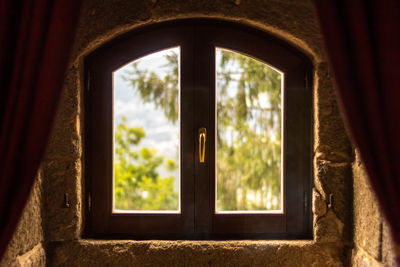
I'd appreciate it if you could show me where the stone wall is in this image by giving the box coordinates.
[1,172,46,267]
[352,152,396,266]
[41,1,353,266]
[3,2,398,266]
[5,0,356,266]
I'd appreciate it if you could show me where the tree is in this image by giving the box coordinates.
[123,51,179,123]
[216,50,281,210]
[118,48,282,211]
[114,117,178,210]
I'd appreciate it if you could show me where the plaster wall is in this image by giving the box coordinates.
[25,0,355,266]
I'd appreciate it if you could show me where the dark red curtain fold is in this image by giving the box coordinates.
[0,0,81,261]
[314,0,400,263]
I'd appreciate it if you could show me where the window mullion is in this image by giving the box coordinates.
[193,25,216,236]
[180,27,196,234]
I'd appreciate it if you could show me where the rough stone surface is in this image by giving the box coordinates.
[48,240,345,267]
[15,244,46,267]
[314,209,345,245]
[1,173,45,267]
[41,67,83,242]
[352,152,397,266]
[353,159,382,261]
[352,247,384,267]
[73,0,325,64]
[313,63,353,162]
[314,159,352,242]
[313,189,327,218]
[382,221,396,267]
[3,0,395,265]
[37,0,354,266]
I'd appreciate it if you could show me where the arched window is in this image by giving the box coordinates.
[84,19,312,239]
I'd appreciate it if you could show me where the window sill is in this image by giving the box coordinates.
[49,239,343,266]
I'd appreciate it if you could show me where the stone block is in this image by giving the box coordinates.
[314,63,352,162]
[352,248,384,267]
[314,160,352,241]
[15,244,46,267]
[1,174,44,267]
[353,162,382,261]
[48,240,345,267]
[313,188,327,218]
[315,210,345,243]
[382,220,396,266]
[42,158,82,242]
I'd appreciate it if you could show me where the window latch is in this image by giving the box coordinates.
[198,127,207,163]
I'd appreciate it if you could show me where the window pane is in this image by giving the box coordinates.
[216,48,282,213]
[113,48,180,213]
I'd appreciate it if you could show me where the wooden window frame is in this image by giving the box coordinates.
[84,19,313,240]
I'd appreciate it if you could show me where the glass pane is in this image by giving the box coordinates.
[113,47,180,213]
[216,48,283,213]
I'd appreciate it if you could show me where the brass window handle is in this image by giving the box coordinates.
[198,127,207,163]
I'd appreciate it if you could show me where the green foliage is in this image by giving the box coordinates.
[216,50,281,211]
[114,117,178,210]
[123,51,179,123]
[117,48,282,211]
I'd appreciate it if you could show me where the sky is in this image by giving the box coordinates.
[113,47,180,185]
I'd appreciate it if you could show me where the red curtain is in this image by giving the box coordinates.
[314,0,400,263]
[0,0,82,261]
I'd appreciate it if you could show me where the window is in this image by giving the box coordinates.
[84,19,312,239]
